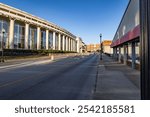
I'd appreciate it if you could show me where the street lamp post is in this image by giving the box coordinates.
[100,34,102,60]
[140,0,150,99]
[1,28,5,62]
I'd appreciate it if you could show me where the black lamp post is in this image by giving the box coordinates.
[140,0,150,99]
[100,33,102,60]
[1,28,5,62]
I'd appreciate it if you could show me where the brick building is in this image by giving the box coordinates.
[86,44,100,52]
[86,40,112,54]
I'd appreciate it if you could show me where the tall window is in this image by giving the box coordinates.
[0,19,9,49]
[55,34,58,50]
[14,23,25,49]
[61,35,63,50]
[64,37,66,51]
[49,31,53,49]
[41,30,46,49]
[70,39,72,51]
[29,27,37,50]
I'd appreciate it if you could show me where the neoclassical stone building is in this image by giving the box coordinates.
[0,3,78,52]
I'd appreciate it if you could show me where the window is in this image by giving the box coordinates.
[14,23,25,49]
[41,30,46,49]
[49,31,53,49]
[29,27,37,49]
[0,19,9,49]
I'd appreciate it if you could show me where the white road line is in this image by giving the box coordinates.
[0,59,53,71]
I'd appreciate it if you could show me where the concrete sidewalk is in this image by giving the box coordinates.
[93,54,140,100]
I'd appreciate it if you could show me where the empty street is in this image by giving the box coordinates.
[0,54,99,99]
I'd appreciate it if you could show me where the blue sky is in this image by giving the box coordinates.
[0,0,129,44]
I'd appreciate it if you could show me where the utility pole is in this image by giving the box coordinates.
[140,0,150,99]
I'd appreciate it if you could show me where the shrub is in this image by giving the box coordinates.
[3,49,77,56]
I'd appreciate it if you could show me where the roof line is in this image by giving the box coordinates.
[112,0,131,41]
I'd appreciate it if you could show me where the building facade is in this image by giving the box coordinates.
[102,40,113,55]
[86,40,112,54]
[111,0,140,69]
[76,37,86,53]
[0,3,78,52]
[86,44,100,52]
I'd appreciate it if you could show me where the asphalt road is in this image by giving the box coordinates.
[0,54,99,100]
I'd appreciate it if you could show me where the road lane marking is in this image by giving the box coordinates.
[0,60,53,71]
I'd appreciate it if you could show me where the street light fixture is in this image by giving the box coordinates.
[1,28,5,62]
[100,33,102,60]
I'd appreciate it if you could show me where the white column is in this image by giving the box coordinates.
[46,29,49,50]
[25,23,29,50]
[66,36,68,51]
[74,40,76,52]
[77,38,80,53]
[73,40,75,51]
[37,27,41,50]
[62,35,65,51]
[58,33,61,50]
[9,19,14,49]
[53,32,56,50]
[72,39,74,51]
